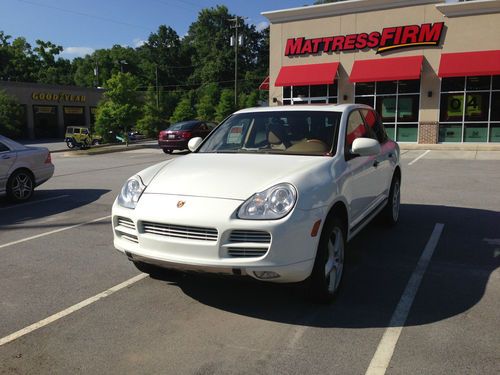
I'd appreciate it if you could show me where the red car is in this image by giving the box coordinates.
[158,120,215,154]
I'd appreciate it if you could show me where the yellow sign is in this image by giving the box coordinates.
[32,92,86,103]
[447,94,482,117]
[34,106,55,114]
[64,107,84,114]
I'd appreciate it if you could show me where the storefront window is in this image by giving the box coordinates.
[282,83,338,105]
[439,75,499,143]
[355,80,420,142]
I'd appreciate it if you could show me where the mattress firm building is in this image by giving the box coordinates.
[0,81,103,139]
[262,0,500,144]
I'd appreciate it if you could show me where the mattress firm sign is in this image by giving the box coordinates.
[285,22,444,56]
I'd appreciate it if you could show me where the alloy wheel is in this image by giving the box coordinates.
[324,226,344,294]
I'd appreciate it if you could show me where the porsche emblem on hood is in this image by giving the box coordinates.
[177,200,186,208]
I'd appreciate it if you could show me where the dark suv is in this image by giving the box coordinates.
[158,120,215,153]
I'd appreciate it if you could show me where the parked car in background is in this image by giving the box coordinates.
[65,126,102,149]
[113,104,401,302]
[158,120,215,153]
[0,135,54,202]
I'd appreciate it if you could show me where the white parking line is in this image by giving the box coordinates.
[0,215,111,250]
[365,223,444,375]
[0,195,69,211]
[0,273,148,347]
[408,150,431,165]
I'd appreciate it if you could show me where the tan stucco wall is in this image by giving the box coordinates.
[269,2,500,124]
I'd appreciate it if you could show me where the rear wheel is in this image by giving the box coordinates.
[308,217,346,303]
[162,148,173,154]
[7,170,35,202]
[66,140,75,149]
[381,175,401,225]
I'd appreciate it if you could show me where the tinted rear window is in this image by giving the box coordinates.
[168,121,199,131]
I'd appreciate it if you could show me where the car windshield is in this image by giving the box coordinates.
[198,111,341,156]
[168,121,198,131]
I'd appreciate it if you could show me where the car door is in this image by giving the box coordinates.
[360,109,393,200]
[0,141,16,193]
[342,109,381,226]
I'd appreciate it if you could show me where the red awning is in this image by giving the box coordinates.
[349,55,423,83]
[275,62,339,86]
[438,50,500,77]
[259,76,270,90]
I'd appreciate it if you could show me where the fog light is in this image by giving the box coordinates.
[253,271,280,279]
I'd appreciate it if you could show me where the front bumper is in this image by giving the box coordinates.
[112,193,326,283]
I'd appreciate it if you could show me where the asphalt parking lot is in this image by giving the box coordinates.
[0,148,499,375]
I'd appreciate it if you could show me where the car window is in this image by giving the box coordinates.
[0,141,10,152]
[74,128,80,134]
[82,128,89,135]
[169,122,197,131]
[198,111,341,156]
[361,109,388,144]
[66,128,74,134]
[345,110,367,150]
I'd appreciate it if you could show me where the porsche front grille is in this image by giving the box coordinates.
[140,221,218,241]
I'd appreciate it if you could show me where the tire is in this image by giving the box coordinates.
[162,148,173,154]
[7,170,35,202]
[308,217,346,303]
[66,140,75,149]
[381,175,401,226]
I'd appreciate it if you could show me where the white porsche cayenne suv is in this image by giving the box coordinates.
[112,104,401,302]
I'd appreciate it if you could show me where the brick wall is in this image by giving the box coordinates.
[418,121,439,144]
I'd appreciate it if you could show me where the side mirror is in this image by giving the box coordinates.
[351,138,381,157]
[188,137,203,152]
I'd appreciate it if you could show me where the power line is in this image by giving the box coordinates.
[15,0,150,30]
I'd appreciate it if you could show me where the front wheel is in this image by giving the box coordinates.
[7,170,35,202]
[381,175,401,226]
[66,140,75,149]
[162,148,173,154]
[308,217,346,303]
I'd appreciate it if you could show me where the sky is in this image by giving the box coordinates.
[0,0,310,59]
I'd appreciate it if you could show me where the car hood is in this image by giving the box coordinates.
[144,153,329,200]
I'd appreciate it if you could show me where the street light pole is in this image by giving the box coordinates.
[229,17,244,107]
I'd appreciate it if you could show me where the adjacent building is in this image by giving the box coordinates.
[262,0,500,143]
[0,81,103,139]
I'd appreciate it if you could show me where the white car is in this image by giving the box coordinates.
[112,104,400,302]
[0,135,54,202]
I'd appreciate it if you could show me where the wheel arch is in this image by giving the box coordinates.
[8,167,35,183]
[324,200,349,239]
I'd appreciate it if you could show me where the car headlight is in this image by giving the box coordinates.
[238,183,297,220]
[118,176,146,209]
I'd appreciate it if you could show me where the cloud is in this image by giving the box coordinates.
[256,21,269,32]
[132,38,146,47]
[61,46,94,58]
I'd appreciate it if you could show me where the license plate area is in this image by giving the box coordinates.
[168,134,176,139]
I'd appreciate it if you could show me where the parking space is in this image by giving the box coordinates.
[0,149,499,374]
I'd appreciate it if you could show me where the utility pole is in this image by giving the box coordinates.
[155,65,159,109]
[229,17,245,107]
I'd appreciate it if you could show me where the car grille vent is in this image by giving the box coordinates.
[229,230,271,244]
[117,217,135,230]
[121,234,138,243]
[226,230,271,258]
[227,247,268,258]
[141,222,218,242]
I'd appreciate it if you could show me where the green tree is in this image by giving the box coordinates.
[0,90,24,138]
[95,73,142,144]
[196,83,219,121]
[170,97,195,124]
[215,89,234,122]
[136,85,168,137]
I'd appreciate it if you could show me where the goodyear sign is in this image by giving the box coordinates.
[32,92,86,103]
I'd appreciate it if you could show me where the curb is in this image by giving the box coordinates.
[61,144,159,156]
[398,143,500,151]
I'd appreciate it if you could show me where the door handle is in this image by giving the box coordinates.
[373,160,379,168]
